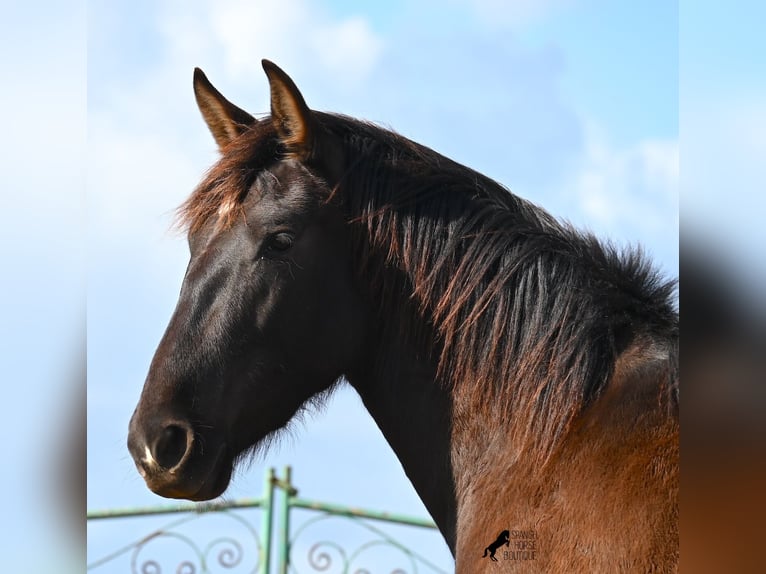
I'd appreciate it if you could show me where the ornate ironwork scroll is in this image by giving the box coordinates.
[89,508,263,573]
[287,513,448,574]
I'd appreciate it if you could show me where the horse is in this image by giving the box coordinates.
[127,60,679,572]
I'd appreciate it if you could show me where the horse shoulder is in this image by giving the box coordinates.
[454,339,679,573]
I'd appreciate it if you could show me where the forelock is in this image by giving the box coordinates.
[177,119,280,234]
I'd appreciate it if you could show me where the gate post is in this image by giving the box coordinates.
[259,467,275,574]
[276,466,295,574]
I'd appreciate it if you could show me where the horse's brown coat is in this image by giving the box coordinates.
[455,337,678,572]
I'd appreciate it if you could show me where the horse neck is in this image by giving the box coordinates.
[346,336,458,552]
[345,328,542,556]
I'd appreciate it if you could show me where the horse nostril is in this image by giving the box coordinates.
[153,424,191,470]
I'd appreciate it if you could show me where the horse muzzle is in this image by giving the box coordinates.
[127,413,232,500]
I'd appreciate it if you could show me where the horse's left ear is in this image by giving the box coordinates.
[262,60,315,157]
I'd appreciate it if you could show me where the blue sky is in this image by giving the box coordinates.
[21,0,766,571]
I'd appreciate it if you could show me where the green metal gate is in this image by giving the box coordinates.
[87,466,452,573]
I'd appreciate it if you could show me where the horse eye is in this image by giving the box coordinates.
[265,232,294,253]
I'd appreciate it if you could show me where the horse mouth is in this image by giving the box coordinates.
[184,444,233,501]
[143,442,233,501]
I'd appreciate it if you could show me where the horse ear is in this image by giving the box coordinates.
[262,59,315,157]
[193,68,256,150]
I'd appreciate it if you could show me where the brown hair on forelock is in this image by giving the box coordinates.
[176,119,281,234]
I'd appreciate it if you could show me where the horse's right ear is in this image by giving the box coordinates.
[193,68,256,150]
[261,60,345,181]
[262,59,316,158]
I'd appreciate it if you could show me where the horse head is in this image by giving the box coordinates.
[127,62,367,500]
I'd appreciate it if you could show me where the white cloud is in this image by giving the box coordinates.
[311,16,383,79]
[208,0,383,86]
[535,121,679,276]
[570,123,678,237]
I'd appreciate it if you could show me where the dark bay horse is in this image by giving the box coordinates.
[128,60,679,572]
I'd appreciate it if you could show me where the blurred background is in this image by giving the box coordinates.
[1,0,762,571]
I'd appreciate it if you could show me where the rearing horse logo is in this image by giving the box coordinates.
[482,529,510,561]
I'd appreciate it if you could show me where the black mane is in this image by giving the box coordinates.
[321,112,679,459]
